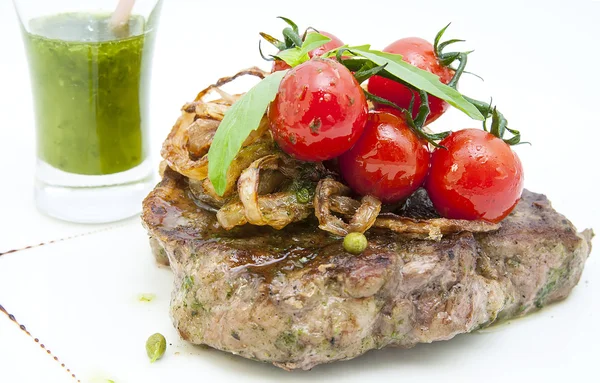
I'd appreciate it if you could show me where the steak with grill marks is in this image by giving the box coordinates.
[142,167,593,370]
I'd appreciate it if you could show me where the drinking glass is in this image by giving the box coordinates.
[13,0,162,223]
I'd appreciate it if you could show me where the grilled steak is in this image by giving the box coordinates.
[142,168,593,370]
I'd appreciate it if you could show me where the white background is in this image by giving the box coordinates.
[0,0,598,382]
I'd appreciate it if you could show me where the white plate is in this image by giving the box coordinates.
[1,0,599,382]
[0,223,598,383]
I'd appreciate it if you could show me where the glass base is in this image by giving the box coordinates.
[35,159,156,224]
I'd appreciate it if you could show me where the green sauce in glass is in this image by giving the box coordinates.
[23,13,156,175]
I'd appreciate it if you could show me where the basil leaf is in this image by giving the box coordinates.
[276,33,331,67]
[340,46,484,120]
[207,70,287,196]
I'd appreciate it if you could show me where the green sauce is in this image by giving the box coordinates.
[23,13,156,175]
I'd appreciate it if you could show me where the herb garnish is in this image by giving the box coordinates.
[207,70,287,196]
[207,21,508,197]
[274,32,332,67]
[333,46,483,120]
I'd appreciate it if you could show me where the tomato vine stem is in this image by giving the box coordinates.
[434,24,523,145]
[258,40,275,62]
[258,17,524,146]
[363,90,450,147]
[259,16,318,61]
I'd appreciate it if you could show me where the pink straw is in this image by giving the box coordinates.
[110,0,136,29]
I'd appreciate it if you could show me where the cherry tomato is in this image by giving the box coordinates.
[425,129,524,223]
[308,31,344,58]
[367,37,454,124]
[272,59,291,72]
[271,31,344,72]
[269,57,368,161]
[338,111,430,204]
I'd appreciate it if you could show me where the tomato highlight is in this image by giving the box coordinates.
[269,57,368,161]
[425,129,524,223]
[339,111,430,204]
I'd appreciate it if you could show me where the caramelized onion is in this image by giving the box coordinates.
[161,67,271,183]
[373,214,500,240]
[216,198,248,229]
[217,193,313,230]
[348,195,381,233]
[188,178,228,209]
[238,155,283,226]
[215,154,322,230]
[162,67,502,239]
[314,178,381,236]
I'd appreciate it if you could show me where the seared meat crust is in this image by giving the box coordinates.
[142,168,592,370]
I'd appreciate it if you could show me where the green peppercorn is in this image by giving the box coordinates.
[343,232,368,254]
[146,333,166,363]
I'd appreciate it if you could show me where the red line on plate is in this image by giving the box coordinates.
[1,303,81,382]
[0,222,134,257]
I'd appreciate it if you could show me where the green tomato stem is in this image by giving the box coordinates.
[362,90,450,147]
[433,24,523,146]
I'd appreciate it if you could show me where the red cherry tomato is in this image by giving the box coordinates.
[367,37,454,124]
[269,57,368,161]
[271,31,344,72]
[308,31,344,58]
[425,129,524,223]
[338,111,430,204]
[271,59,291,72]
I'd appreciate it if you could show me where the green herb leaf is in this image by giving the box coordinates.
[207,70,287,196]
[329,46,484,120]
[275,32,331,67]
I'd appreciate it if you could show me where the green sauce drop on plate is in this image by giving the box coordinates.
[23,13,156,175]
